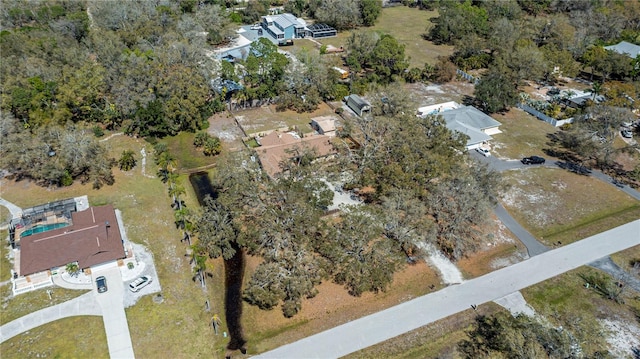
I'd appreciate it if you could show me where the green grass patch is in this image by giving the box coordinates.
[1,230,12,281]
[0,205,10,225]
[0,316,108,358]
[317,7,452,68]
[366,7,452,67]
[248,318,309,350]
[491,108,558,160]
[610,245,640,272]
[502,167,640,246]
[543,204,640,245]
[0,286,89,325]
[0,135,227,357]
[245,137,259,148]
[522,267,634,355]
[161,132,215,170]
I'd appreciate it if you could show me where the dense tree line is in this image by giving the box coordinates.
[1,0,228,137]
[0,113,114,188]
[459,312,610,358]
[195,93,501,317]
[425,0,640,113]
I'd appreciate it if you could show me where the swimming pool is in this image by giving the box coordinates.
[20,223,69,237]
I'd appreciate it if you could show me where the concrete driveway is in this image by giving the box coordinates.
[93,266,135,359]
[255,220,640,359]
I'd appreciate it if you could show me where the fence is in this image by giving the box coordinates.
[517,103,573,127]
[456,69,480,85]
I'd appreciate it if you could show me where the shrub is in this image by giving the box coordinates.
[118,150,137,171]
[194,132,209,147]
[92,126,104,137]
[61,170,73,186]
[203,136,222,156]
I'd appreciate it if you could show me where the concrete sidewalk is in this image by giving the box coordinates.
[0,197,22,218]
[0,291,101,343]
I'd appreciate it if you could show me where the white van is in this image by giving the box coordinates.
[129,276,152,292]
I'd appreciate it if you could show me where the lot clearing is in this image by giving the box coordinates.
[501,167,640,246]
[233,102,336,137]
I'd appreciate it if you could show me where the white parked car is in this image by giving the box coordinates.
[250,23,261,30]
[475,147,491,157]
[129,276,152,292]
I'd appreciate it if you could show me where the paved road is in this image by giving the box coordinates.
[0,292,102,342]
[255,220,640,359]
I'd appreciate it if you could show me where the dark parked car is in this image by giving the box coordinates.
[96,276,108,293]
[521,156,546,165]
[621,129,633,138]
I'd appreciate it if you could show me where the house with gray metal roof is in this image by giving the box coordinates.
[424,105,502,149]
[604,41,640,58]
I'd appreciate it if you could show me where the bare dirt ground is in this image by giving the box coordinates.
[406,81,475,108]
[206,112,245,151]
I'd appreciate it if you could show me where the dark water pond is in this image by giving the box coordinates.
[189,172,246,351]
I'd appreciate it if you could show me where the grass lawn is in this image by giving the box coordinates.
[491,108,559,160]
[1,230,11,281]
[0,206,10,225]
[0,135,225,357]
[234,102,336,137]
[1,316,108,358]
[501,167,640,246]
[610,245,640,273]
[160,132,216,171]
[317,7,453,68]
[0,286,89,325]
[522,266,639,355]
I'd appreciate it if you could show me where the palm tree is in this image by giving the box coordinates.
[168,181,185,209]
[66,262,80,277]
[591,81,602,101]
[189,243,208,288]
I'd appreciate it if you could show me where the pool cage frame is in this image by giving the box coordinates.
[8,198,77,249]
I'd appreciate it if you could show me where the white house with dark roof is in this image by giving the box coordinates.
[418,103,502,150]
[604,41,640,58]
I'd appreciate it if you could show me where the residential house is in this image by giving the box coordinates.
[604,41,640,59]
[255,132,335,178]
[420,104,502,150]
[311,116,338,137]
[344,94,372,117]
[260,13,307,41]
[18,204,126,277]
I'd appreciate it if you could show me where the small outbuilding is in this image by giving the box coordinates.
[344,94,371,117]
[311,116,338,136]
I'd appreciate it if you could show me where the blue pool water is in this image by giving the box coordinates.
[20,223,69,237]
